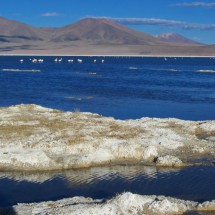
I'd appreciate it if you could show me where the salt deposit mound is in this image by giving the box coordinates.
[11,192,215,215]
[0,104,214,171]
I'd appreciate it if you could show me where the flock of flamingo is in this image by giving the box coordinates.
[20,58,105,63]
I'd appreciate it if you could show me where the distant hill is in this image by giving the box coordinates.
[155,33,202,45]
[0,17,214,56]
[46,18,161,45]
[0,16,44,42]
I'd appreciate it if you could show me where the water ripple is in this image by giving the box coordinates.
[0,165,215,206]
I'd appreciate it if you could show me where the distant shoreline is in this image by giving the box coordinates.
[0,53,215,58]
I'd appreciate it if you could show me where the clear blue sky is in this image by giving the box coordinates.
[1,0,215,44]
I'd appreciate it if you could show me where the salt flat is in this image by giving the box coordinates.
[11,192,215,215]
[0,104,214,171]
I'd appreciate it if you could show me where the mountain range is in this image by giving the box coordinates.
[0,16,214,56]
[154,33,201,45]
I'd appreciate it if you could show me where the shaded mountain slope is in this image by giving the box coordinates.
[155,33,202,45]
[49,18,161,45]
[0,17,44,42]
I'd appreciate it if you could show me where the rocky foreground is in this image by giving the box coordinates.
[1,104,215,214]
[5,192,214,215]
[0,104,215,171]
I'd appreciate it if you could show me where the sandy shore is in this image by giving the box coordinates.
[0,104,214,171]
[0,53,215,57]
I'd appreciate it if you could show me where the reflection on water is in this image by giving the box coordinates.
[0,165,215,207]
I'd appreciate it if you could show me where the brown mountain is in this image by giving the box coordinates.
[48,18,160,45]
[0,17,214,56]
[155,33,202,45]
[0,16,44,42]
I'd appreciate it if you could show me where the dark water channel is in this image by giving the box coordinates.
[0,165,215,208]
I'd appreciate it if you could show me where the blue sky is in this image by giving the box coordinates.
[1,0,215,44]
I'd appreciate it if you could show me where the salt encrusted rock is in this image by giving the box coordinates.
[197,200,215,211]
[0,104,215,170]
[143,146,158,161]
[192,146,206,153]
[13,192,215,215]
[146,199,188,214]
[156,155,183,167]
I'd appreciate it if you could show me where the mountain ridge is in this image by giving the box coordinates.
[40,18,161,45]
[0,16,214,56]
[155,33,202,45]
[0,16,44,41]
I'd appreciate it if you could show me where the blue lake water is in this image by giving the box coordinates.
[0,56,215,211]
[0,56,215,120]
[0,165,215,207]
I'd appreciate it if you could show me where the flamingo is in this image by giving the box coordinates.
[32,58,37,63]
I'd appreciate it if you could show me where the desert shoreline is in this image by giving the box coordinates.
[0,53,215,57]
